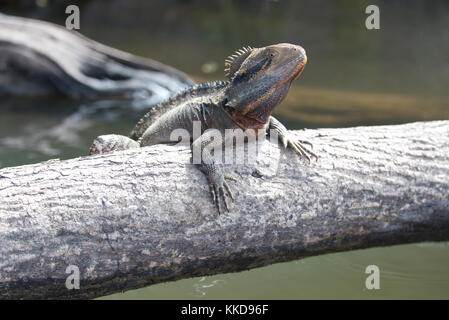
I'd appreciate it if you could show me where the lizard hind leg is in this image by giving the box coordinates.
[88,134,140,155]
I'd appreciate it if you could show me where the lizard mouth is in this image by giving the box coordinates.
[292,56,307,81]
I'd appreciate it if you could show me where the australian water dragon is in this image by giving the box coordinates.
[89,43,317,214]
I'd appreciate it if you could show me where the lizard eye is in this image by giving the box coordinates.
[268,51,277,59]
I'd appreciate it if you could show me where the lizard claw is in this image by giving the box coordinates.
[287,138,318,164]
[207,175,236,215]
[297,139,314,150]
[269,117,317,163]
[280,135,288,149]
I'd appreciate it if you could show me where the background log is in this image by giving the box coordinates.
[0,120,448,299]
[0,13,194,101]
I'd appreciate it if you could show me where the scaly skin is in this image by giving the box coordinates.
[89,43,317,214]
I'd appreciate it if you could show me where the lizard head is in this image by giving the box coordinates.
[224,43,307,125]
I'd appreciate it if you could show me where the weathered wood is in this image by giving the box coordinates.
[0,13,194,101]
[0,120,448,299]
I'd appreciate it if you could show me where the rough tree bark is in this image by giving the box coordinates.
[0,121,448,299]
[0,13,194,101]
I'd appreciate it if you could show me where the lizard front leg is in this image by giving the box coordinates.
[192,130,236,214]
[268,116,318,163]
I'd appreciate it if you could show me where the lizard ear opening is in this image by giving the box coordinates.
[224,46,253,81]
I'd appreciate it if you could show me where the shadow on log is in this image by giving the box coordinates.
[0,13,194,102]
[0,120,448,299]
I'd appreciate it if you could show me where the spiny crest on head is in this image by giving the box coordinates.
[224,46,253,80]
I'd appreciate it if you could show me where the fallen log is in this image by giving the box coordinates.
[0,120,448,299]
[0,13,194,101]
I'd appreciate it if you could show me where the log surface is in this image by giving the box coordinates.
[0,121,448,299]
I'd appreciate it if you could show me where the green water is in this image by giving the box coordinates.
[1,0,448,299]
[102,243,449,300]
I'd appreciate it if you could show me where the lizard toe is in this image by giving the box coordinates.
[289,140,311,164]
[288,139,318,164]
[219,187,231,212]
[223,180,235,202]
[297,139,314,150]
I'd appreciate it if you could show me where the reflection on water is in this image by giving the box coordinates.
[193,278,227,298]
[0,98,142,167]
[1,0,448,299]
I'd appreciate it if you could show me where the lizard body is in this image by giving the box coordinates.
[89,43,317,213]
